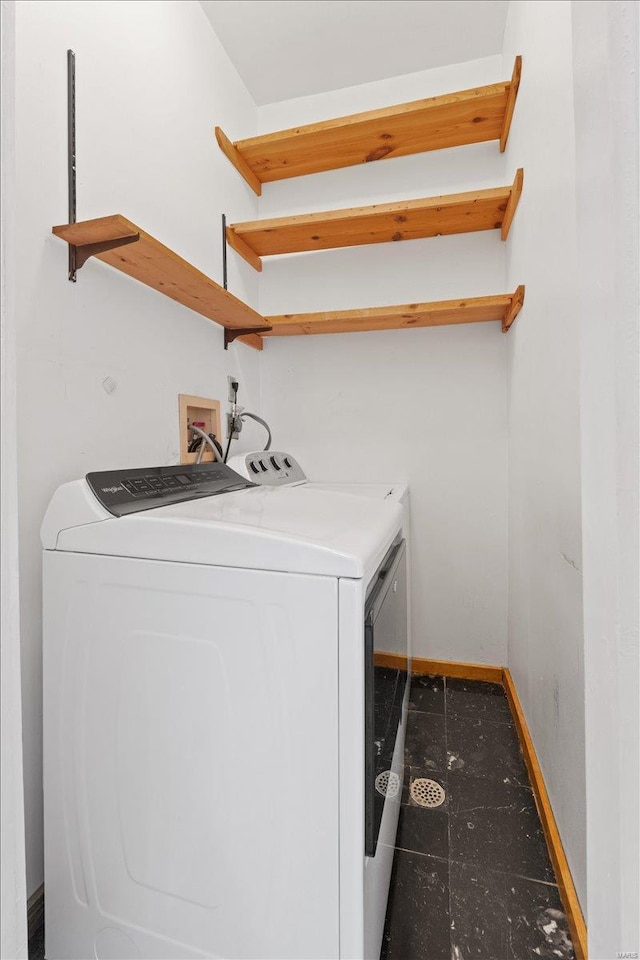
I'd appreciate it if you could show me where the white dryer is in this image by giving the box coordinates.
[226,450,412,673]
[226,450,407,506]
[41,460,410,960]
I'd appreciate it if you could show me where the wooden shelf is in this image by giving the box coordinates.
[52,215,269,350]
[216,57,522,195]
[226,169,524,272]
[52,220,525,348]
[263,288,525,338]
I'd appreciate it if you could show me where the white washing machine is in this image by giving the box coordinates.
[41,458,410,960]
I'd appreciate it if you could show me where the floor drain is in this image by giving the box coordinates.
[375,770,400,798]
[410,777,445,808]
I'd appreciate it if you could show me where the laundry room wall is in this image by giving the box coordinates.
[501,0,640,944]
[14,0,263,897]
[572,2,639,952]
[257,57,510,667]
[1,1,29,957]
[501,0,587,912]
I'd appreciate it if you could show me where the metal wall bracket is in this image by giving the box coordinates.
[67,49,77,281]
[74,234,140,271]
[224,326,272,349]
[221,213,271,347]
[222,213,228,290]
[66,52,140,278]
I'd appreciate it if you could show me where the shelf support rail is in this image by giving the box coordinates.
[221,214,271,347]
[67,49,76,281]
[65,50,140,280]
[222,213,228,290]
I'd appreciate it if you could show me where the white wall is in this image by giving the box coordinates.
[572,1,639,956]
[502,0,586,910]
[1,1,29,956]
[14,0,264,897]
[258,57,510,664]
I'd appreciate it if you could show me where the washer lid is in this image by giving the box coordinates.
[43,480,402,579]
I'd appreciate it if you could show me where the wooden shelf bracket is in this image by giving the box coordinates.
[73,234,140,270]
[224,326,273,349]
[502,284,525,331]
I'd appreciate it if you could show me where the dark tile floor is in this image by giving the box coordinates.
[28,922,44,960]
[381,675,576,960]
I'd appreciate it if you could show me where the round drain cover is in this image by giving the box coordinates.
[410,777,446,808]
[375,770,400,798]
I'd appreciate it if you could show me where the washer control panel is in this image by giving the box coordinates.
[226,451,307,486]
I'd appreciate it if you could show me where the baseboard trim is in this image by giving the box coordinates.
[27,883,44,941]
[502,668,587,960]
[413,656,504,683]
[373,651,409,671]
[375,652,588,958]
[373,651,503,683]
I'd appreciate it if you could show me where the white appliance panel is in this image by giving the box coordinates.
[363,686,408,960]
[336,578,366,959]
[337,578,409,960]
[305,482,405,502]
[45,481,402,582]
[44,551,340,960]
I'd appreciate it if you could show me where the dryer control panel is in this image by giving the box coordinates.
[226,451,307,486]
[86,461,254,517]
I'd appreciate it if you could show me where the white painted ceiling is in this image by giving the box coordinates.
[199,0,509,105]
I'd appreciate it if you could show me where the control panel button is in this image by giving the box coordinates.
[129,478,151,492]
[235,452,305,486]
